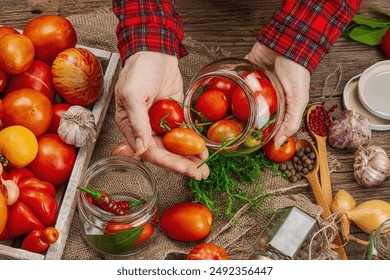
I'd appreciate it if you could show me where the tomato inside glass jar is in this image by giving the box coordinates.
[183,58,285,154]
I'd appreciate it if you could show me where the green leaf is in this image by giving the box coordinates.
[342,23,359,39]
[349,25,388,46]
[86,226,143,254]
[352,14,390,28]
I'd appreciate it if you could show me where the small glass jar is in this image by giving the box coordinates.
[77,156,158,257]
[183,58,285,154]
[367,219,390,260]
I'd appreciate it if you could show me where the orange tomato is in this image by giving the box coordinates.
[2,88,53,137]
[0,186,7,235]
[163,127,206,156]
[160,202,213,242]
[187,243,229,260]
[0,26,19,39]
[0,34,34,74]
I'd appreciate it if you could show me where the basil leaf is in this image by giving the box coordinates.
[349,26,388,46]
[86,226,143,255]
[341,23,359,39]
[352,14,390,28]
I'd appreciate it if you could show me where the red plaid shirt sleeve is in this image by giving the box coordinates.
[112,0,187,62]
[258,0,362,72]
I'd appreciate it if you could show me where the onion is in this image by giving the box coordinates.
[51,48,103,106]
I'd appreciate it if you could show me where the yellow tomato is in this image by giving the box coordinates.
[0,125,38,167]
[0,187,6,234]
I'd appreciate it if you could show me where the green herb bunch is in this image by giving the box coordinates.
[188,149,281,218]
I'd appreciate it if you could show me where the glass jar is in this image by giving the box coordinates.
[183,58,285,154]
[248,207,323,260]
[367,219,390,260]
[77,156,159,257]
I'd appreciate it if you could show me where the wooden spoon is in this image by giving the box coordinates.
[306,105,333,208]
[295,139,347,260]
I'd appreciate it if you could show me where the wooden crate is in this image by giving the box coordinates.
[0,46,121,260]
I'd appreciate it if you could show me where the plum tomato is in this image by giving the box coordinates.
[28,134,76,186]
[163,127,206,156]
[6,60,55,103]
[0,34,35,75]
[48,103,72,134]
[23,15,77,65]
[0,26,20,39]
[195,89,228,121]
[206,119,242,143]
[148,99,184,135]
[205,76,236,102]
[2,88,53,137]
[231,87,250,121]
[160,202,213,242]
[381,28,390,59]
[262,136,296,163]
[186,243,229,260]
[0,68,6,92]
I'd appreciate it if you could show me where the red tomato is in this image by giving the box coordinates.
[160,202,213,242]
[0,26,20,39]
[206,119,242,143]
[0,68,6,92]
[250,70,278,115]
[0,34,35,74]
[231,87,250,121]
[6,60,55,102]
[28,134,76,186]
[23,15,77,65]
[186,243,229,260]
[148,99,184,135]
[48,103,72,134]
[163,127,206,156]
[2,88,53,137]
[381,28,390,59]
[205,76,236,102]
[263,136,296,163]
[195,89,228,121]
[51,48,103,106]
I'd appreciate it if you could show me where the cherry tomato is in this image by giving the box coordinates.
[186,243,229,260]
[0,68,6,92]
[205,76,236,102]
[163,127,206,156]
[195,89,228,121]
[0,26,20,39]
[0,125,38,168]
[263,136,296,163]
[28,134,76,186]
[160,202,213,242]
[0,186,7,234]
[0,34,35,74]
[248,70,278,115]
[148,99,184,135]
[48,103,72,134]
[206,119,242,143]
[381,28,390,59]
[231,87,250,121]
[6,60,55,102]
[23,15,77,65]
[2,88,53,137]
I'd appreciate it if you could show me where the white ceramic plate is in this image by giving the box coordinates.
[343,74,390,131]
[358,60,390,120]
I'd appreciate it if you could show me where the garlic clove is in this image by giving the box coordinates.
[58,105,97,148]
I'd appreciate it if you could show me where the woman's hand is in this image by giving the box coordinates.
[114,51,209,180]
[246,42,311,147]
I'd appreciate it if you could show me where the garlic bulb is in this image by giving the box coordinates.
[58,105,97,147]
[328,110,371,149]
[353,145,390,188]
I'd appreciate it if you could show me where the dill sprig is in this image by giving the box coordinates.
[188,149,281,218]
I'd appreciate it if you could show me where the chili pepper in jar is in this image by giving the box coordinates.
[104,222,154,246]
[85,193,145,211]
[21,227,59,254]
[78,186,128,216]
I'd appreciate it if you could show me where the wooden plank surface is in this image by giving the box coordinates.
[1,0,390,260]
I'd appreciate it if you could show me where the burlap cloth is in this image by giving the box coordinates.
[62,11,338,260]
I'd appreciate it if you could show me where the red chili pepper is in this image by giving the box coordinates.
[21,227,59,254]
[104,222,154,246]
[85,194,145,211]
[78,186,128,216]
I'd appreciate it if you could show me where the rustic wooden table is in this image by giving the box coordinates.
[1,0,389,260]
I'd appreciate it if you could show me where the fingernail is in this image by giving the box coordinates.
[134,137,145,155]
[274,135,287,148]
